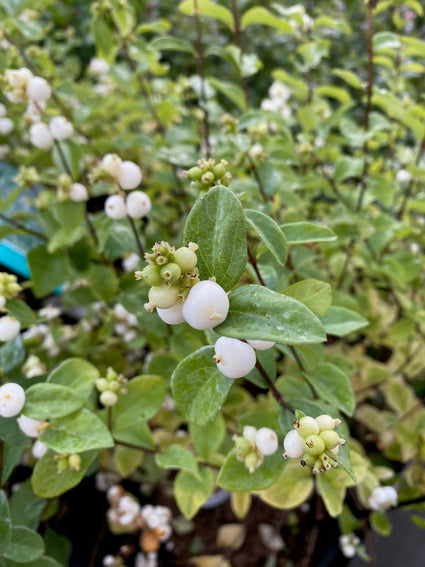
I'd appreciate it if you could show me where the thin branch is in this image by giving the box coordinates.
[0,211,47,240]
[255,359,294,413]
[289,345,306,372]
[128,217,145,258]
[246,151,268,203]
[247,245,266,286]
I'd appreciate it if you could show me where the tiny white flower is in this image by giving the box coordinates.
[49,116,73,140]
[29,122,53,150]
[0,383,25,417]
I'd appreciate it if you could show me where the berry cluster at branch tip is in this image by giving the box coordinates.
[283,414,346,474]
[233,425,279,473]
[184,158,231,190]
[95,367,128,407]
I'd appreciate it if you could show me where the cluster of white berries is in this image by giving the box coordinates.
[283,414,346,474]
[261,80,292,121]
[101,154,150,219]
[5,67,51,105]
[368,485,398,512]
[233,425,279,473]
[0,273,22,342]
[113,303,139,342]
[339,533,361,558]
[88,57,113,97]
[94,367,127,407]
[16,412,49,459]
[0,383,25,417]
[0,102,14,135]
[29,115,74,150]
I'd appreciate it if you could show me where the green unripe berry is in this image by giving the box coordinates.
[300,453,316,467]
[304,434,325,456]
[141,265,162,287]
[109,380,120,392]
[155,255,168,266]
[68,454,81,471]
[244,451,259,472]
[234,436,250,460]
[56,457,69,474]
[201,171,215,185]
[213,164,226,178]
[95,378,109,392]
[319,430,342,450]
[100,390,118,407]
[187,166,203,180]
[173,247,198,271]
[160,263,181,283]
[293,416,320,438]
[148,284,179,309]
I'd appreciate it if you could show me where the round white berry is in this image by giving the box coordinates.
[89,57,110,75]
[182,280,229,330]
[157,302,185,325]
[100,390,118,406]
[0,383,25,418]
[256,427,278,456]
[243,425,257,443]
[69,182,89,202]
[26,76,51,102]
[29,122,53,150]
[17,415,44,437]
[105,194,127,219]
[213,337,256,379]
[6,67,33,89]
[49,116,73,140]
[246,339,276,350]
[315,414,337,432]
[0,103,6,117]
[283,429,305,459]
[118,161,142,190]
[368,486,398,511]
[0,316,21,342]
[0,296,5,310]
[0,117,13,135]
[126,190,151,218]
[32,439,48,459]
[101,153,122,179]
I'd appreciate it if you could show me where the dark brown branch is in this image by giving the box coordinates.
[0,211,47,240]
[255,359,294,413]
[247,245,266,286]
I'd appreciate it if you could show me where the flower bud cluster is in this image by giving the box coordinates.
[184,158,231,190]
[0,272,22,302]
[0,102,14,135]
[139,241,200,315]
[368,485,398,512]
[95,367,127,407]
[283,414,345,475]
[5,67,51,104]
[261,80,292,121]
[55,452,82,473]
[233,425,279,473]
[339,533,361,558]
[113,303,139,342]
[0,382,25,417]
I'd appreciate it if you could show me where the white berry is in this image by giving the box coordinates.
[0,383,25,417]
[17,415,44,437]
[213,337,256,379]
[283,430,305,459]
[157,302,185,325]
[182,280,229,330]
[29,122,53,150]
[246,339,275,350]
[26,76,51,102]
[49,116,73,140]
[368,486,398,511]
[256,427,278,456]
[243,425,257,443]
[118,161,142,190]
[0,117,13,135]
[105,194,127,219]
[126,190,151,218]
[32,439,48,459]
[101,153,122,178]
[69,183,89,202]
[0,316,21,342]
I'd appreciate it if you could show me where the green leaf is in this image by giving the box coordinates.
[47,358,99,399]
[0,336,25,373]
[281,222,337,244]
[217,450,284,492]
[258,461,314,509]
[114,445,143,477]
[306,363,355,416]
[174,467,216,519]
[40,409,114,453]
[0,490,12,555]
[90,264,119,302]
[240,7,293,34]
[48,225,86,254]
[373,31,400,51]
[333,69,364,89]
[334,157,364,183]
[245,209,287,266]
[155,445,200,479]
[24,384,86,420]
[9,480,46,530]
[0,421,31,485]
[190,413,225,459]
[183,185,247,291]
[216,285,326,345]
[316,469,349,517]
[282,279,332,317]
[207,77,247,111]
[320,306,369,337]
[2,557,64,567]
[31,450,97,498]
[4,300,36,328]
[150,36,195,54]
[178,0,234,30]
[27,245,69,298]
[370,511,392,536]
[315,85,351,104]
[111,375,165,434]
[4,525,44,563]
[171,346,233,426]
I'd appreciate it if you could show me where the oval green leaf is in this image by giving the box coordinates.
[320,306,369,337]
[245,209,287,266]
[174,468,216,520]
[258,461,314,509]
[183,185,247,291]
[281,222,337,244]
[0,490,12,555]
[155,445,200,479]
[306,362,355,416]
[47,358,99,399]
[178,0,234,30]
[217,450,284,492]
[282,279,332,316]
[4,525,44,563]
[24,384,86,420]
